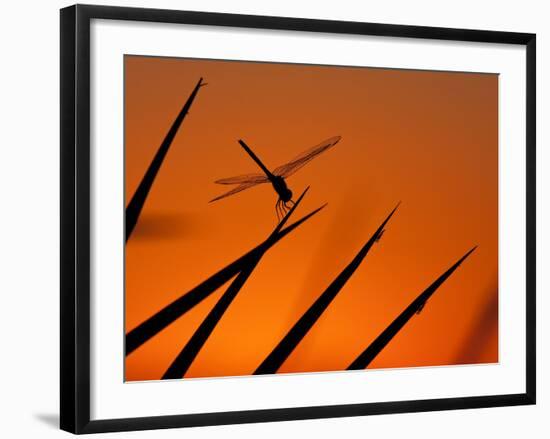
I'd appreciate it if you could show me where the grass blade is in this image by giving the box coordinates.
[126,77,206,242]
[162,253,260,379]
[161,188,312,378]
[347,246,477,370]
[254,203,400,375]
[126,190,325,356]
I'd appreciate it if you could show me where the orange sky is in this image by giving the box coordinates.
[124,55,498,381]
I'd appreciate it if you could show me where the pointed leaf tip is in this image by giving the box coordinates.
[462,245,478,260]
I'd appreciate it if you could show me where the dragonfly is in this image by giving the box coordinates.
[210,135,341,220]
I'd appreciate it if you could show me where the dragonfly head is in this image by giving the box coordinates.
[281,188,293,202]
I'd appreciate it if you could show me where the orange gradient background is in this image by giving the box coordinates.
[124,55,498,381]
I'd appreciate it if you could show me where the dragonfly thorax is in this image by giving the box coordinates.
[271,176,293,202]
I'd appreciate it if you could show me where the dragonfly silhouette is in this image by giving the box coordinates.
[210,136,341,220]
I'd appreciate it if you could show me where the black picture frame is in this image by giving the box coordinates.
[60,4,536,434]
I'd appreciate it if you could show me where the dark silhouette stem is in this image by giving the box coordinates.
[161,188,311,378]
[254,203,400,375]
[126,77,205,242]
[125,189,325,356]
[162,257,260,379]
[347,246,477,370]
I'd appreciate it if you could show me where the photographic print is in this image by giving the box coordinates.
[61,6,537,433]
[124,56,498,382]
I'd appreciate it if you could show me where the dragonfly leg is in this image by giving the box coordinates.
[275,199,281,222]
[281,202,288,216]
[279,199,289,220]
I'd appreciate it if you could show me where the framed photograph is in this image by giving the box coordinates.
[60,4,536,434]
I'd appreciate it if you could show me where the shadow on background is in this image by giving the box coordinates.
[34,413,58,430]
[130,211,190,241]
[453,277,499,364]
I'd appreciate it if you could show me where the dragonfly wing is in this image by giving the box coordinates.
[273,135,341,178]
[214,173,269,185]
[210,181,260,202]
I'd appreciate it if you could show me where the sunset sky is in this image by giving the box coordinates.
[124,55,498,381]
